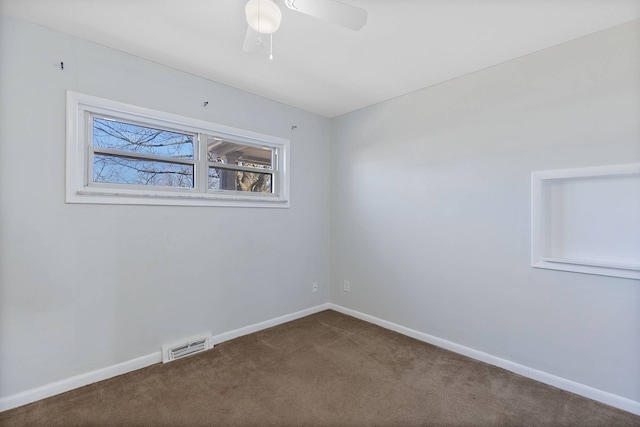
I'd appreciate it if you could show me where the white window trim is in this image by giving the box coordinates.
[66,91,290,208]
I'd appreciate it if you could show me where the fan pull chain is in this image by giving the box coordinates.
[269,34,274,61]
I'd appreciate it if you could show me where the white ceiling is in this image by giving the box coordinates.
[1,0,639,117]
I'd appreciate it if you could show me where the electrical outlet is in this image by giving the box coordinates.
[343,280,350,292]
[312,282,318,293]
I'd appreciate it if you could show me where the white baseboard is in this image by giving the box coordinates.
[211,303,332,345]
[328,303,640,416]
[0,352,163,413]
[0,303,332,412]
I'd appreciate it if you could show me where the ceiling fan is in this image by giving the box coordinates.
[242,0,368,57]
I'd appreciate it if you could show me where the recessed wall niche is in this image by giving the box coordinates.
[531,163,640,280]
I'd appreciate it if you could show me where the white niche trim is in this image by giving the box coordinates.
[531,163,640,280]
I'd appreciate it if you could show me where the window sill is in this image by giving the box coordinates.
[67,189,290,208]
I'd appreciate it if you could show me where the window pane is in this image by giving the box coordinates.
[94,154,194,188]
[207,137,272,170]
[209,167,272,193]
[93,117,194,159]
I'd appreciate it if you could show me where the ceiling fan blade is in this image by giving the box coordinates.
[242,26,265,53]
[284,0,367,31]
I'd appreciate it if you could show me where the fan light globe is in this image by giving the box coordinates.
[245,0,282,34]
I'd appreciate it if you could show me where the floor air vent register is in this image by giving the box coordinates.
[162,334,213,363]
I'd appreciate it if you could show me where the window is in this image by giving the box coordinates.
[66,91,289,207]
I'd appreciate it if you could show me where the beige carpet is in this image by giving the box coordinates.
[1,310,638,426]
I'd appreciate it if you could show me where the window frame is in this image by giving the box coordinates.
[66,91,290,207]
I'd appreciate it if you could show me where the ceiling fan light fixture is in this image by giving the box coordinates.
[245,0,282,35]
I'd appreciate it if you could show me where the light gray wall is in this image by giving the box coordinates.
[0,14,330,398]
[330,20,640,401]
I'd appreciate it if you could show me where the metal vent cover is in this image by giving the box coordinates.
[162,334,213,363]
